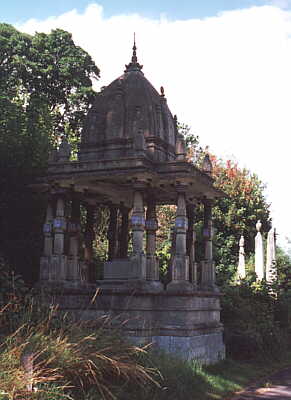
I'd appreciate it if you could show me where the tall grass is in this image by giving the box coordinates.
[0,299,159,400]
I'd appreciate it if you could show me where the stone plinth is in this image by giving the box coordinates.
[104,256,146,280]
[41,285,225,365]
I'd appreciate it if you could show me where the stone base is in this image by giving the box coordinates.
[40,285,225,365]
[104,254,146,280]
[167,280,194,293]
[132,332,225,364]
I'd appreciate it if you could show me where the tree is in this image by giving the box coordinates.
[157,125,272,284]
[0,23,100,283]
[210,157,271,283]
[0,23,100,139]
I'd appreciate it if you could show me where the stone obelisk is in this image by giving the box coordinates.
[255,220,264,280]
[237,235,246,279]
[266,227,277,283]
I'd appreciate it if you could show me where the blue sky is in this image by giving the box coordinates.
[1,0,281,23]
[2,0,291,247]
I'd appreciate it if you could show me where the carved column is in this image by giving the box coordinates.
[186,204,197,288]
[166,226,176,285]
[52,193,67,280]
[201,199,216,290]
[67,196,81,281]
[84,204,95,283]
[43,201,54,257]
[145,199,159,280]
[130,189,146,279]
[107,205,118,261]
[118,205,129,258]
[40,199,54,281]
[167,191,192,292]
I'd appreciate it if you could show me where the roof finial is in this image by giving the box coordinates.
[132,32,137,63]
[125,33,143,73]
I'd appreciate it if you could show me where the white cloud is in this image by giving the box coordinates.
[265,0,291,9]
[16,3,291,249]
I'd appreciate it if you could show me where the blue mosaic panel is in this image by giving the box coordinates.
[175,217,188,229]
[43,223,52,234]
[131,215,145,225]
[53,218,66,230]
[203,228,211,238]
[145,219,158,230]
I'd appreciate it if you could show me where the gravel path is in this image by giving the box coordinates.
[230,367,291,399]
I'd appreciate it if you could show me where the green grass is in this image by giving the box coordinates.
[114,350,291,400]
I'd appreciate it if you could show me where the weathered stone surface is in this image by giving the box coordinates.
[151,332,225,364]
[266,227,277,283]
[255,220,265,280]
[43,287,225,364]
[237,235,246,279]
[104,258,146,280]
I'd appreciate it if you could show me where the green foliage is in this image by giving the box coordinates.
[221,279,289,361]
[212,158,271,282]
[0,23,100,283]
[177,126,272,284]
[0,23,99,139]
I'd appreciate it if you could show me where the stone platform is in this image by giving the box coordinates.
[42,282,225,364]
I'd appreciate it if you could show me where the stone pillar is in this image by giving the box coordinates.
[107,205,118,261]
[165,227,176,285]
[186,204,197,288]
[201,199,216,290]
[145,199,159,280]
[67,196,81,282]
[52,194,67,280]
[40,199,54,281]
[53,196,66,255]
[118,205,129,258]
[255,220,264,281]
[84,204,95,282]
[167,192,192,292]
[43,201,54,257]
[130,190,146,279]
[266,227,277,284]
[237,235,246,280]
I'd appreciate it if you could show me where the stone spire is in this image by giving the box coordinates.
[125,33,143,73]
[266,227,277,283]
[237,235,246,279]
[202,152,213,176]
[255,220,264,280]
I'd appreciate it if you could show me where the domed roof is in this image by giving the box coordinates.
[79,40,178,162]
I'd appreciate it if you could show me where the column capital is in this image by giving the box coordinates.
[175,182,188,193]
[203,197,215,207]
[132,179,148,191]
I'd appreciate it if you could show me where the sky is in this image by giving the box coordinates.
[2,0,291,250]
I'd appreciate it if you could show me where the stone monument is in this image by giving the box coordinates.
[35,39,225,364]
[266,227,277,284]
[237,235,246,279]
[255,220,264,280]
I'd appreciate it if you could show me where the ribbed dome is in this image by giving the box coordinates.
[79,43,178,162]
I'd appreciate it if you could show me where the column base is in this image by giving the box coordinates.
[40,256,50,281]
[51,255,67,280]
[171,254,190,281]
[67,256,81,281]
[146,255,159,280]
[201,261,219,292]
[167,280,194,292]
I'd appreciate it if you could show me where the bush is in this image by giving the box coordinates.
[221,280,289,361]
